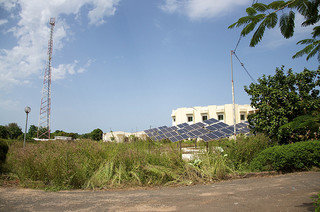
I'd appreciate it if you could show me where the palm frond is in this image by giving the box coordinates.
[252,3,269,12]
[297,38,315,45]
[280,11,295,38]
[292,43,315,59]
[266,13,278,29]
[312,26,320,38]
[306,43,320,60]
[246,7,257,16]
[268,1,287,10]
[250,21,266,46]
[241,21,258,36]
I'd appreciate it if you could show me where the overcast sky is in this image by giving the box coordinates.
[0,0,318,133]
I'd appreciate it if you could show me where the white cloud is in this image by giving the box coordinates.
[0,0,119,89]
[161,0,250,20]
[52,59,93,80]
[0,19,8,25]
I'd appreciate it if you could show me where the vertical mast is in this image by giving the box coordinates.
[37,18,55,139]
[230,50,236,138]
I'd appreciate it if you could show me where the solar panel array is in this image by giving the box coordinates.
[144,118,250,142]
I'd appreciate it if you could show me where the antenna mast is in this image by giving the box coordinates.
[37,18,55,139]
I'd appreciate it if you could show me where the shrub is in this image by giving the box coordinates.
[209,134,274,170]
[278,112,320,144]
[250,140,320,172]
[0,140,9,173]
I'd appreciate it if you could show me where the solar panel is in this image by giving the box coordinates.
[214,131,225,138]
[170,131,179,136]
[191,130,202,136]
[177,123,189,128]
[203,118,218,125]
[169,137,178,142]
[177,129,188,134]
[183,125,193,131]
[198,128,209,134]
[207,133,218,139]
[187,132,197,139]
[200,134,211,142]
[180,134,189,139]
[206,125,218,131]
[221,128,233,135]
[189,124,200,130]
[176,135,184,141]
[158,126,168,130]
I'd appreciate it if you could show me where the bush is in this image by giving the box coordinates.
[209,134,274,170]
[278,111,320,144]
[250,140,320,172]
[0,140,9,173]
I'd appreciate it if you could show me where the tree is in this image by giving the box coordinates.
[6,123,23,139]
[245,67,320,141]
[90,128,103,141]
[229,0,320,61]
[0,125,9,139]
[27,125,37,139]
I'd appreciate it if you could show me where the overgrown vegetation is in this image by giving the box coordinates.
[250,140,320,172]
[4,139,234,190]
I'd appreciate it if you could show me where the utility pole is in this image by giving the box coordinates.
[230,50,237,139]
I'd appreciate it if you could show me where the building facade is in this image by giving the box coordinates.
[171,104,256,126]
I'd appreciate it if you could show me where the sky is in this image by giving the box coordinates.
[0,0,318,134]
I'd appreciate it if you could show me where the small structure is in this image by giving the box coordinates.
[103,131,147,143]
[54,136,72,141]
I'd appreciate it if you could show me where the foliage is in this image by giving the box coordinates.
[250,140,320,172]
[27,125,37,139]
[229,0,320,61]
[90,128,103,141]
[5,139,233,190]
[0,141,9,174]
[0,126,9,139]
[314,191,320,212]
[6,123,23,140]
[245,67,320,142]
[52,130,79,140]
[209,134,274,170]
[278,111,320,143]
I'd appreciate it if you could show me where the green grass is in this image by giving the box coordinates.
[4,139,235,190]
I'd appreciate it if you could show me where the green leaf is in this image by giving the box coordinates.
[236,16,252,27]
[292,43,315,59]
[246,7,257,16]
[252,3,269,12]
[250,21,266,46]
[306,43,320,60]
[228,22,237,29]
[296,38,315,45]
[312,26,320,38]
[280,11,295,38]
[268,1,286,10]
[265,13,278,29]
[241,21,258,36]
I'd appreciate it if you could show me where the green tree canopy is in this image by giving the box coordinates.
[27,125,38,139]
[0,126,9,139]
[229,0,320,61]
[245,67,320,141]
[90,128,103,141]
[6,123,23,139]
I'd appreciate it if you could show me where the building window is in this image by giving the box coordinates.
[187,116,193,122]
[218,114,224,121]
[240,114,246,121]
[172,116,176,122]
[202,115,208,121]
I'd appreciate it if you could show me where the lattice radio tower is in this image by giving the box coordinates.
[37,18,55,139]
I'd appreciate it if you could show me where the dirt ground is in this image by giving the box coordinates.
[0,172,319,211]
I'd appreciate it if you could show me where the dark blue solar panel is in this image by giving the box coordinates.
[212,123,224,129]
[176,135,184,141]
[169,137,178,142]
[170,131,178,136]
[158,126,168,130]
[189,124,199,130]
[197,128,208,134]
[207,133,218,139]
[183,125,193,131]
[192,130,202,136]
[177,123,189,128]
[180,134,189,139]
[206,125,217,131]
[187,132,197,139]
[203,118,218,125]
[200,135,211,142]
[221,128,233,135]
[164,132,172,138]
[177,129,188,134]
[214,131,225,138]
[239,128,250,133]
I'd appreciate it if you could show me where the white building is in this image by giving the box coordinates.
[171,104,256,126]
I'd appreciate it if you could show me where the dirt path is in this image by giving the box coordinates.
[0,172,319,211]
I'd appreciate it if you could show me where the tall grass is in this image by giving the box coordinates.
[5,139,234,190]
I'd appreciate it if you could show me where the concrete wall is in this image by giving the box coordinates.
[171,104,256,126]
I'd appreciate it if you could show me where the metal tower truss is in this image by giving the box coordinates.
[37,18,55,139]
